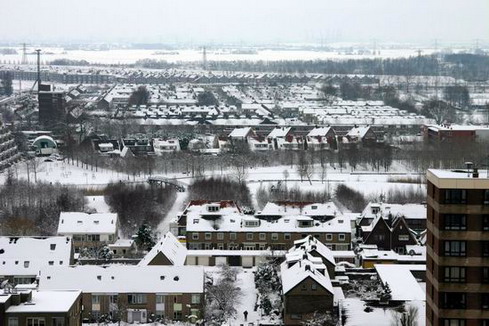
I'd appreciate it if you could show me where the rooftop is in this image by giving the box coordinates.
[5,290,81,313]
[57,212,118,235]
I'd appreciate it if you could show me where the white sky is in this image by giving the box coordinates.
[1,0,488,45]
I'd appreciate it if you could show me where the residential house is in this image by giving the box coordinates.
[153,138,181,155]
[138,232,187,266]
[281,257,334,325]
[0,290,82,326]
[306,127,337,150]
[0,236,73,285]
[288,236,336,278]
[358,202,427,232]
[39,265,204,323]
[344,125,377,145]
[57,212,118,253]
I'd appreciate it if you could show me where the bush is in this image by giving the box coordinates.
[334,184,367,212]
[256,183,330,209]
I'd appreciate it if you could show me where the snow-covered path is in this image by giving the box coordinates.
[156,191,187,236]
[231,268,260,326]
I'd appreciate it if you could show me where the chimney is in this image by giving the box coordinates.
[473,167,479,178]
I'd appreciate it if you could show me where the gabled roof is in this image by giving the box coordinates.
[58,212,118,235]
[229,127,253,138]
[290,235,336,266]
[267,127,291,138]
[0,237,72,277]
[280,259,333,295]
[346,126,372,139]
[39,265,204,293]
[307,127,333,137]
[138,232,187,266]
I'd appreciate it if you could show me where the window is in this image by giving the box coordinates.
[50,244,56,250]
[52,318,64,326]
[484,190,489,204]
[205,233,212,240]
[290,314,302,320]
[246,233,253,240]
[191,294,201,304]
[207,205,219,212]
[128,293,147,304]
[244,220,260,227]
[284,233,291,240]
[444,267,466,283]
[173,311,183,320]
[444,214,467,230]
[301,284,307,291]
[441,292,466,309]
[92,295,101,304]
[8,318,18,326]
[442,320,466,326]
[230,233,237,240]
[326,234,333,241]
[399,234,410,241]
[311,283,317,291]
[24,261,29,268]
[259,233,266,241]
[271,233,278,241]
[217,233,224,240]
[376,234,386,241]
[192,233,199,240]
[444,241,466,257]
[338,233,345,241]
[483,241,489,257]
[27,319,45,326]
[482,294,489,309]
[484,215,489,231]
[444,189,467,204]
[483,267,489,283]
[156,295,165,304]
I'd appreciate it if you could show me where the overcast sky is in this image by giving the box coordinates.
[2,0,488,45]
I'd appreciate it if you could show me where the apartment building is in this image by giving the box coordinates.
[176,200,351,251]
[426,168,489,326]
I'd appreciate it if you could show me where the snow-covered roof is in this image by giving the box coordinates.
[0,237,72,277]
[39,265,204,293]
[307,127,333,137]
[290,235,336,266]
[138,232,187,266]
[267,127,291,138]
[57,212,118,235]
[258,202,339,218]
[229,127,253,138]
[346,126,372,139]
[375,264,426,301]
[5,290,81,313]
[361,202,426,221]
[280,259,333,295]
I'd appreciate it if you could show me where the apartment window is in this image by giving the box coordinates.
[284,233,291,240]
[205,233,212,240]
[442,320,466,326]
[444,241,466,257]
[338,234,346,241]
[326,234,333,241]
[271,233,279,241]
[441,292,466,309]
[444,189,467,204]
[8,318,18,326]
[192,233,199,240]
[259,233,266,241]
[482,294,489,309]
[217,233,224,240]
[444,214,467,230]
[27,319,45,326]
[52,318,64,326]
[444,267,466,283]
[483,242,489,257]
[484,190,489,204]
[483,215,489,231]
[230,233,237,240]
[128,293,147,304]
[483,267,489,283]
[246,233,253,240]
[191,294,201,304]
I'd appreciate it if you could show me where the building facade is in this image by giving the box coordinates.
[426,169,489,326]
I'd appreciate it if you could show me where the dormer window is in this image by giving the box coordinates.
[207,205,220,212]
[94,221,99,224]
[24,261,29,268]
[193,219,199,224]
[77,221,83,224]
[50,244,56,251]
[311,205,318,210]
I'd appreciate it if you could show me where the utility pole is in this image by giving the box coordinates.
[35,49,41,92]
[21,43,28,65]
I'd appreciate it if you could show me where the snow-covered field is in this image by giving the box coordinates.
[0,46,440,65]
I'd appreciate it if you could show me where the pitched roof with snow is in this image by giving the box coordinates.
[57,212,118,235]
[138,232,187,266]
[229,127,253,138]
[307,127,333,137]
[39,265,204,294]
[5,290,81,313]
[280,259,334,295]
[0,237,72,277]
[361,202,426,221]
[258,202,339,219]
[346,126,372,139]
[374,264,426,301]
[267,127,291,138]
[290,235,336,266]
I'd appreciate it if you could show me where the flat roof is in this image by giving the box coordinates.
[427,169,489,189]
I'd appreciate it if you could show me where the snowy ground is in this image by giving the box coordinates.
[156,191,187,236]
[342,298,425,326]
[85,195,111,213]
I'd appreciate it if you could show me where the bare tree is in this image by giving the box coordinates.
[390,304,419,326]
